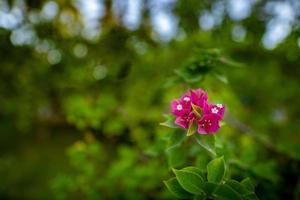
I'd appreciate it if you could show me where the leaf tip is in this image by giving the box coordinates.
[171,168,177,174]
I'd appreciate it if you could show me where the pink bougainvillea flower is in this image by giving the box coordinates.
[175,112,196,129]
[197,114,220,134]
[175,117,189,129]
[171,99,190,117]
[190,89,208,108]
[180,93,192,107]
[170,88,225,135]
[205,103,225,119]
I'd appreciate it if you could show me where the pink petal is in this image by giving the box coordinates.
[175,117,189,129]
[190,89,208,108]
[197,126,209,134]
[197,114,220,134]
[205,103,225,119]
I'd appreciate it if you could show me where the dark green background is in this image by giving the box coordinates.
[0,0,299,199]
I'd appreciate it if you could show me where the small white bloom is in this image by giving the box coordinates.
[211,107,219,114]
[177,104,183,110]
[183,97,190,102]
[216,104,223,108]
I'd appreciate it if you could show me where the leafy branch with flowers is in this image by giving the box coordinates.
[161,50,258,200]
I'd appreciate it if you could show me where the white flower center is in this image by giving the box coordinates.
[211,107,219,114]
[216,104,223,108]
[177,104,183,110]
[183,97,190,102]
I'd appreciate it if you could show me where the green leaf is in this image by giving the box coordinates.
[167,146,187,168]
[160,114,178,128]
[240,178,255,192]
[202,182,218,196]
[187,122,197,136]
[174,68,205,83]
[164,178,192,199]
[193,193,206,200]
[173,168,204,194]
[181,166,205,179]
[226,180,249,195]
[214,184,242,200]
[219,57,245,68]
[195,153,210,171]
[243,193,259,200]
[213,72,228,84]
[194,134,216,156]
[166,130,185,152]
[192,104,202,118]
[207,156,225,183]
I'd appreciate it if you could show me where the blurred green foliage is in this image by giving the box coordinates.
[0,0,300,199]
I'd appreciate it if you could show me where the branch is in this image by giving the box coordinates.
[224,113,285,158]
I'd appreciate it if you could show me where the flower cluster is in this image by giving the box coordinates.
[171,89,225,134]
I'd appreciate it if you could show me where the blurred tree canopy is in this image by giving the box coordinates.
[0,0,300,199]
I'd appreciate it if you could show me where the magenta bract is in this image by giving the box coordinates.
[170,89,225,134]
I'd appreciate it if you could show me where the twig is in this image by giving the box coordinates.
[224,113,285,158]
